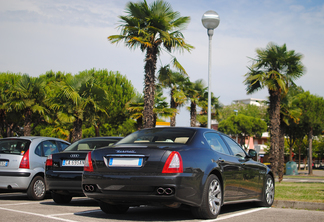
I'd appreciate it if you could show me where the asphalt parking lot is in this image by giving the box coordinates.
[1,191,324,222]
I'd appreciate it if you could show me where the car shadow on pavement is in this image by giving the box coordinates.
[74,205,194,221]
[73,202,262,221]
[0,191,52,201]
[40,197,99,207]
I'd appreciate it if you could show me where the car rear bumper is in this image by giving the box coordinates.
[0,174,31,190]
[82,172,202,207]
[46,171,83,193]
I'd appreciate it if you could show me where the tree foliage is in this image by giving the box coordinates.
[295,91,324,174]
[0,70,136,140]
[108,0,193,128]
[218,114,267,148]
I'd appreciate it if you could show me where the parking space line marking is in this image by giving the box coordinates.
[49,213,76,217]
[206,207,268,221]
[0,202,38,206]
[0,206,77,222]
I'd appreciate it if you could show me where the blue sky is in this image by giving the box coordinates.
[1,0,323,126]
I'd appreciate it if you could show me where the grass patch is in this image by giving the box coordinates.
[284,175,324,180]
[275,182,324,203]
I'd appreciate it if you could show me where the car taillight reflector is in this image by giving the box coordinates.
[162,151,183,173]
[84,151,93,172]
[46,154,53,166]
[19,149,30,169]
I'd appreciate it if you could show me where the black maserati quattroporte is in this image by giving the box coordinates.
[82,127,274,219]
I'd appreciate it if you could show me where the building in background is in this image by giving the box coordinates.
[233,98,266,107]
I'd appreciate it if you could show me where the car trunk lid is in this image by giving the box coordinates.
[49,152,89,171]
[91,144,179,174]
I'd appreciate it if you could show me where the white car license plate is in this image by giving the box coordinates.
[0,161,8,167]
[109,158,143,167]
[62,160,85,166]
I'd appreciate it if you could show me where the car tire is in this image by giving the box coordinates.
[260,174,275,207]
[27,176,46,200]
[52,192,72,204]
[99,201,129,214]
[191,174,222,219]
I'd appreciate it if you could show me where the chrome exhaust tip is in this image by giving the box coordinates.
[164,188,173,195]
[157,187,165,195]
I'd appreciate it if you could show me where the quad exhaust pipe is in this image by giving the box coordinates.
[156,187,174,195]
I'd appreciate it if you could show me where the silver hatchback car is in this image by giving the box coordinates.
[0,137,70,200]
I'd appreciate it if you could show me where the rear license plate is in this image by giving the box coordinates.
[0,161,8,167]
[109,158,143,167]
[62,160,85,166]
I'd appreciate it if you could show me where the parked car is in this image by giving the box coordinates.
[0,136,70,200]
[82,127,275,219]
[45,137,123,204]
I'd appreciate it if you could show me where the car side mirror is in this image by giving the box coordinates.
[248,149,257,158]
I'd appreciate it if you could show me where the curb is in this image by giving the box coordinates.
[273,200,324,211]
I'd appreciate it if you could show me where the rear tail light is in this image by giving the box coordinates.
[19,149,30,169]
[84,151,93,172]
[46,154,53,166]
[162,151,183,173]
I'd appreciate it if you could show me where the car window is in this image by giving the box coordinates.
[58,141,70,151]
[43,141,59,156]
[221,135,246,159]
[35,144,43,156]
[0,139,30,155]
[117,128,195,144]
[64,139,121,152]
[204,133,230,155]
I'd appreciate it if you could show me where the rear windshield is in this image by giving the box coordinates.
[0,139,31,155]
[64,138,121,152]
[116,128,196,144]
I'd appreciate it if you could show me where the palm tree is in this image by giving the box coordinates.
[198,91,222,127]
[126,92,145,130]
[126,87,176,129]
[158,65,188,126]
[185,79,207,127]
[244,42,304,176]
[153,86,177,126]
[50,75,106,142]
[108,0,193,128]
[0,72,22,137]
[5,74,46,136]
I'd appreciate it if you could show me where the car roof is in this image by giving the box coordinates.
[76,137,124,141]
[142,126,217,132]
[0,136,67,141]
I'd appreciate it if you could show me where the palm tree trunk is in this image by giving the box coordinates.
[190,102,197,127]
[289,136,293,161]
[23,109,32,136]
[136,117,143,130]
[170,96,177,127]
[72,118,82,142]
[94,124,100,137]
[6,123,14,137]
[0,109,5,137]
[278,125,285,182]
[143,47,158,129]
[269,89,281,177]
[298,142,301,170]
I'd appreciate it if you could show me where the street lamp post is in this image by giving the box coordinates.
[202,10,220,129]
